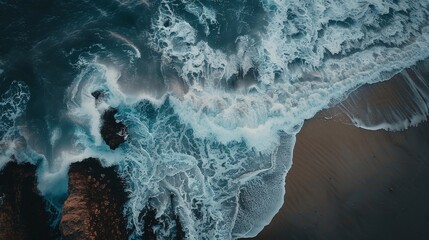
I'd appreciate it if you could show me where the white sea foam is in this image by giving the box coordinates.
[140,1,429,238]
[1,0,429,239]
[62,0,429,239]
[184,2,217,36]
[0,81,32,169]
[150,0,429,153]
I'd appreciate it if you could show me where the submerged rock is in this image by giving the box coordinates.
[91,90,127,150]
[100,108,127,150]
[91,90,104,101]
[138,206,184,240]
[60,158,128,240]
[0,161,56,240]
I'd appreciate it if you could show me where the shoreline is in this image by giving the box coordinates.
[253,82,429,239]
[1,64,429,239]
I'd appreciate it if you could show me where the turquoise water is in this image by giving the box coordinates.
[1,1,429,239]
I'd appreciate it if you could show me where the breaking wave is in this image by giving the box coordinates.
[1,0,429,239]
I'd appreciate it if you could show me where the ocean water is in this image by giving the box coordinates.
[0,0,429,239]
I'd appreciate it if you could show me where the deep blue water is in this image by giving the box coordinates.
[1,0,429,239]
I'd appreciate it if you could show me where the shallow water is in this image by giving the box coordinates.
[1,1,429,239]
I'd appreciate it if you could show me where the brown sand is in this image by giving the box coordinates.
[253,79,429,239]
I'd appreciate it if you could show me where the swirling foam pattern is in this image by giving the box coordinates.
[1,0,429,239]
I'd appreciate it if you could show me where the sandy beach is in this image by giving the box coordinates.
[253,76,429,239]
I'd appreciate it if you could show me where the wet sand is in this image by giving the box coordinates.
[254,78,429,239]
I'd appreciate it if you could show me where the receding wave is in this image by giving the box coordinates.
[339,59,429,131]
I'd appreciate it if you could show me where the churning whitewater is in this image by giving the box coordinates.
[1,0,429,239]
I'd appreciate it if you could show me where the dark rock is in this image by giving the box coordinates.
[141,205,185,240]
[100,108,127,150]
[0,161,57,240]
[142,207,159,240]
[91,91,104,100]
[60,158,128,240]
[174,210,185,240]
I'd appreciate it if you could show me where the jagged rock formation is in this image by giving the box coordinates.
[0,161,56,240]
[0,96,179,240]
[100,108,127,150]
[92,90,127,150]
[60,93,129,239]
[60,158,128,240]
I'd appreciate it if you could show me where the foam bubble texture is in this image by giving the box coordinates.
[0,81,34,169]
[149,0,429,152]
[126,1,429,237]
[1,0,429,239]
[60,1,429,238]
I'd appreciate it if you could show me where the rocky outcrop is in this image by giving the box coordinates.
[0,161,56,240]
[0,159,131,240]
[59,91,129,239]
[100,108,127,150]
[91,90,127,150]
[60,158,128,240]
